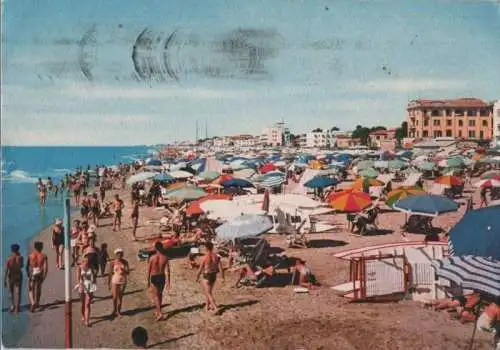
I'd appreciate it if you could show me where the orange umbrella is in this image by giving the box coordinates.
[329,189,372,212]
[351,177,383,191]
[186,193,232,216]
[435,175,463,187]
[166,182,187,191]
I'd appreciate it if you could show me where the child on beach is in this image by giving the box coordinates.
[4,244,24,314]
[98,243,110,277]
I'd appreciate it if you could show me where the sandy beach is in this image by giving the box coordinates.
[12,178,495,350]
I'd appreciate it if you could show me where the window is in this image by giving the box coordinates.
[458,120,463,127]
[415,120,419,126]
[446,120,452,126]
[468,130,476,138]
[480,131,484,139]
[424,109,429,116]
[467,110,477,117]
[446,130,452,137]
[422,130,428,137]
[424,119,429,127]
[458,130,462,138]
[433,119,441,126]
[481,108,490,117]
[433,130,442,138]
[482,120,488,127]
[455,109,463,116]
[431,109,440,117]
[445,109,452,116]
[468,120,475,127]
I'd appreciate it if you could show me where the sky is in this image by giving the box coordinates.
[2,0,500,145]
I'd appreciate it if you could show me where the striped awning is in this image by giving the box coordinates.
[431,256,500,297]
[261,176,285,188]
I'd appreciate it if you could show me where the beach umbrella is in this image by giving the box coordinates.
[448,205,500,259]
[222,178,255,188]
[260,163,276,174]
[438,157,464,168]
[388,159,406,170]
[356,160,375,171]
[304,176,338,189]
[385,186,425,207]
[233,168,256,179]
[185,193,232,216]
[166,182,187,192]
[393,194,459,217]
[351,177,383,191]
[480,170,500,180]
[198,170,221,181]
[215,214,274,241]
[146,159,162,166]
[328,189,372,212]
[126,172,156,185]
[317,167,340,176]
[261,176,285,188]
[358,168,379,179]
[417,161,437,171]
[154,173,174,182]
[212,174,233,185]
[432,256,500,297]
[373,160,389,169]
[474,179,500,188]
[169,170,194,179]
[435,175,464,187]
[164,187,206,201]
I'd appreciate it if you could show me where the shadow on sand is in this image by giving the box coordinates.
[216,299,259,315]
[147,332,195,348]
[307,239,348,249]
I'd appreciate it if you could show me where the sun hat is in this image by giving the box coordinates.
[55,218,63,225]
[114,248,124,255]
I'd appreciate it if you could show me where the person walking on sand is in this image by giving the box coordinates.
[4,244,24,314]
[108,248,129,318]
[26,241,48,312]
[147,242,170,321]
[112,194,124,232]
[76,253,97,327]
[52,218,65,269]
[479,187,489,208]
[196,242,224,313]
[131,198,140,241]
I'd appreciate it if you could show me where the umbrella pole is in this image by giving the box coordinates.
[468,313,479,350]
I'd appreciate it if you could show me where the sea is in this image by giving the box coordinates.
[1,145,151,346]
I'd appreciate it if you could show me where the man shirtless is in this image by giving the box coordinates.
[147,242,170,321]
[39,184,47,205]
[4,244,24,314]
[26,241,48,312]
[112,194,125,232]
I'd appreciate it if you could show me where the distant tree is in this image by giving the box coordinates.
[352,126,371,146]
[370,126,386,132]
[312,128,323,132]
[330,126,340,131]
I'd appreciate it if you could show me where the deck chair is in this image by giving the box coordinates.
[286,218,309,248]
[430,183,447,195]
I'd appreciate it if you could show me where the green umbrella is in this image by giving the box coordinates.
[418,161,437,171]
[388,159,406,170]
[198,170,220,181]
[438,157,464,168]
[165,187,207,201]
[356,160,375,170]
[359,168,379,179]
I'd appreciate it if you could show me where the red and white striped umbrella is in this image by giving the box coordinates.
[474,179,500,188]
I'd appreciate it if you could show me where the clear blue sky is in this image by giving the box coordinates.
[2,0,500,145]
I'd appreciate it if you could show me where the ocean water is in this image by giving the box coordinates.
[1,146,150,346]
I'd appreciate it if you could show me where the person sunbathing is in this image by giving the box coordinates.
[426,292,480,322]
[292,259,319,288]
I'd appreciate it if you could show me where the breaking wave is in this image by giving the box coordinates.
[2,170,39,183]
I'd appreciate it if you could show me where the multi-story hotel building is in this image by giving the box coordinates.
[493,100,500,147]
[407,98,493,140]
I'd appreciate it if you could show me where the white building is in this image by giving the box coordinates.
[262,124,284,146]
[298,129,348,149]
[232,135,258,148]
[493,99,500,147]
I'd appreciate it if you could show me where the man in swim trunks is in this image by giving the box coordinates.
[26,241,48,312]
[147,242,170,321]
[131,199,140,241]
[39,183,47,205]
[4,244,24,314]
[112,194,124,232]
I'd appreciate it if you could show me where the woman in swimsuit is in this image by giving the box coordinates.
[108,248,129,318]
[72,181,81,206]
[52,218,64,269]
[196,242,224,313]
[131,199,140,241]
[80,192,90,224]
[76,254,97,327]
[91,193,101,227]
[39,184,47,206]
[112,194,124,232]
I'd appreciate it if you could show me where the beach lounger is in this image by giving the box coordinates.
[353,207,379,235]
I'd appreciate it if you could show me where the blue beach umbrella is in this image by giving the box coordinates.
[261,176,285,188]
[165,187,206,201]
[146,159,162,166]
[304,176,338,189]
[215,214,273,241]
[126,172,157,185]
[154,173,174,182]
[393,194,459,217]
[198,170,221,181]
[448,205,500,260]
[222,178,255,188]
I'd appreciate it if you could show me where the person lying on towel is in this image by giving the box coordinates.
[425,292,480,322]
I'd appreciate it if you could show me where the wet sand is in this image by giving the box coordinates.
[14,181,495,349]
